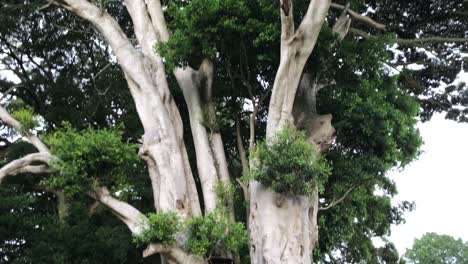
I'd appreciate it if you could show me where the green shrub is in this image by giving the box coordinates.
[250,129,331,195]
[186,208,248,258]
[43,124,139,195]
[11,107,39,132]
[133,211,182,246]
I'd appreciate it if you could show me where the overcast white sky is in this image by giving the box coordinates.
[388,112,468,254]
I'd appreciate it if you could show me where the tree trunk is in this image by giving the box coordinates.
[248,182,319,264]
[248,2,332,262]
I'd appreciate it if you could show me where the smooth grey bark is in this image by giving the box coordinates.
[45,0,231,261]
[248,1,334,263]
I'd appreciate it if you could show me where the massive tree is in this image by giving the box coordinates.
[0,0,466,263]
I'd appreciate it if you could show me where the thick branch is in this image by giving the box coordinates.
[143,244,204,263]
[90,186,147,235]
[299,0,332,38]
[0,153,53,184]
[145,0,170,42]
[57,0,144,90]
[330,3,386,31]
[123,0,159,57]
[267,0,331,136]
[11,165,52,176]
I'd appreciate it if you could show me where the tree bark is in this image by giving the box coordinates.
[249,183,319,263]
[248,1,332,263]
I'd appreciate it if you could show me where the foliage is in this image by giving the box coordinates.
[42,125,140,195]
[214,181,236,209]
[156,0,279,70]
[0,186,150,264]
[11,107,39,133]
[132,205,248,259]
[250,129,331,195]
[403,233,468,264]
[133,211,182,247]
[186,208,248,258]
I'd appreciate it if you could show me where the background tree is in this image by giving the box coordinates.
[0,0,467,263]
[403,233,468,264]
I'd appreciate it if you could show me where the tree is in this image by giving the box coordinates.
[403,233,468,264]
[0,0,467,263]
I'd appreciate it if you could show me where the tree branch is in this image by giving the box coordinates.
[280,0,295,49]
[0,153,53,184]
[396,37,468,46]
[145,0,170,43]
[11,165,52,176]
[0,105,49,153]
[299,0,332,38]
[57,0,144,90]
[267,0,331,136]
[123,0,159,56]
[0,84,23,102]
[332,2,351,41]
[89,186,147,235]
[350,27,468,46]
[143,243,203,263]
[319,186,355,211]
[330,3,386,31]
[236,117,249,176]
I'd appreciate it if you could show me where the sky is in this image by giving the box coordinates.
[388,112,468,254]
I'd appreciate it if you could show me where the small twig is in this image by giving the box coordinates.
[93,62,113,80]
[319,186,355,211]
[350,27,468,46]
[37,1,55,11]
[88,200,101,216]
[0,84,23,103]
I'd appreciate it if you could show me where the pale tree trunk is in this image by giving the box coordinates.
[55,0,233,217]
[49,0,233,261]
[248,1,334,263]
[174,60,233,213]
